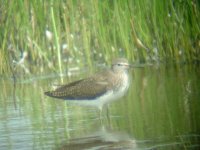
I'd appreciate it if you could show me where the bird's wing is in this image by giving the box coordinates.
[44,73,112,100]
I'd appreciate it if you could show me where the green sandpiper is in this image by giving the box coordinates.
[45,58,131,116]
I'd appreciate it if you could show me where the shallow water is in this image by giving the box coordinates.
[0,64,200,150]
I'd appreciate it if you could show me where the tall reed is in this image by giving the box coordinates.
[0,0,199,75]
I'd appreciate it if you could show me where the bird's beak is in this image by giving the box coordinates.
[129,64,146,68]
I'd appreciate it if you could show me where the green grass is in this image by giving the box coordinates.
[0,0,199,75]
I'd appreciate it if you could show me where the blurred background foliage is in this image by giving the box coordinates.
[0,0,199,76]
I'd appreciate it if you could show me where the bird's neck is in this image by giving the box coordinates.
[112,68,128,75]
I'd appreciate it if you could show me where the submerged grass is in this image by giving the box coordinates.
[0,0,199,75]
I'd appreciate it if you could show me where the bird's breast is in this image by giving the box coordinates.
[112,72,130,99]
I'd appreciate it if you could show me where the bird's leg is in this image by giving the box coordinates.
[98,107,103,125]
[106,104,111,125]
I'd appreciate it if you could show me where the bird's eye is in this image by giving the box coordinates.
[117,63,121,66]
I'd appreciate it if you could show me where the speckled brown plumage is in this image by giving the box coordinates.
[44,58,131,108]
[44,70,121,100]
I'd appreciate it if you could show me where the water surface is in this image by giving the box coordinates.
[0,64,200,150]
